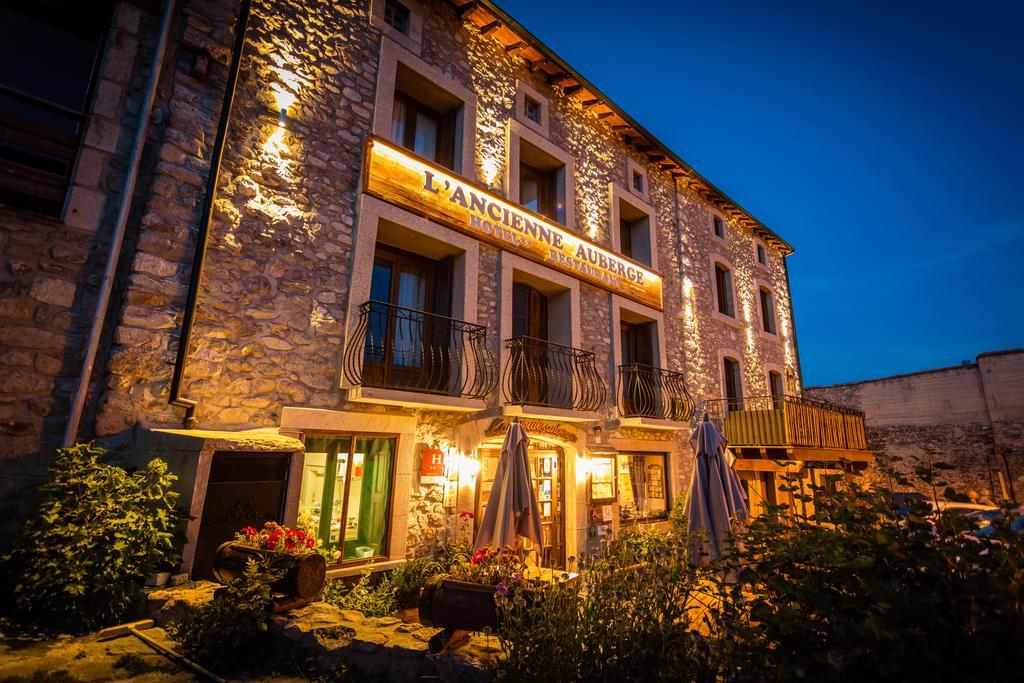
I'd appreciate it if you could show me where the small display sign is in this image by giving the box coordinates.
[421,447,445,477]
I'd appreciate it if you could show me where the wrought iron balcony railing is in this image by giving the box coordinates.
[617,363,695,422]
[343,301,497,400]
[502,336,607,412]
[704,395,868,451]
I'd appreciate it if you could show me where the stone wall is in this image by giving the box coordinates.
[1,0,808,553]
[0,3,163,462]
[806,349,1024,502]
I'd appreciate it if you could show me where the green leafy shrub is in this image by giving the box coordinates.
[389,556,442,610]
[2,442,181,631]
[496,457,1024,682]
[321,565,396,617]
[497,533,715,682]
[711,459,1024,683]
[175,557,282,669]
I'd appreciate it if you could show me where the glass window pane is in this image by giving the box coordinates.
[299,436,351,552]
[390,97,407,146]
[342,437,395,560]
[413,111,437,160]
[617,454,667,521]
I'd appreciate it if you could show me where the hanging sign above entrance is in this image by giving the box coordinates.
[362,136,664,310]
[483,417,578,443]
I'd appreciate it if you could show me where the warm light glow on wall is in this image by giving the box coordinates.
[576,454,592,485]
[481,156,500,188]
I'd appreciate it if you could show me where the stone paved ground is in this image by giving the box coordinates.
[146,582,497,682]
[0,627,193,682]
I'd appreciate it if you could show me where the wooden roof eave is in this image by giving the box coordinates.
[449,0,795,256]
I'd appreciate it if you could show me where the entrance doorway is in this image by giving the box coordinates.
[476,443,565,569]
[191,452,291,580]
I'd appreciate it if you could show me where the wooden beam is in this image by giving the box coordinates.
[548,73,575,86]
[562,84,583,95]
[659,164,676,171]
[479,20,501,34]
[596,111,614,119]
[581,99,600,108]
[646,154,666,162]
[528,57,549,72]
[612,125,631,131]
[505,41,528,54]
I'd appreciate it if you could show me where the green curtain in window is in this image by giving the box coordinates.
[356,437,394,554]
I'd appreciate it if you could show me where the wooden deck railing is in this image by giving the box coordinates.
[704,395,868,451]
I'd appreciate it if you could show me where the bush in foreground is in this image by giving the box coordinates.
[2,442,181,631]
[497,458,1024,683]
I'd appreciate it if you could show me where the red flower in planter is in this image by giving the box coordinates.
[459,511,475,520]
[471,547,493,565]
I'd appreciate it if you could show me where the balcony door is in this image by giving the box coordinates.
[621,321,658,417]
[510,283,550,405]
[364,246,452,392]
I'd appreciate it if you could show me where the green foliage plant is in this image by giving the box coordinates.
[321,565,397,617]
[2,442,181,631]
[389,556,443,610]
[175,557,283,669]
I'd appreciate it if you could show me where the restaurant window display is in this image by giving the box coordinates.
[617,453,668,522]
[476,444,565,568]
[299,435,396,562]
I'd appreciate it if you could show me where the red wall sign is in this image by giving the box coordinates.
[421,447,446,477]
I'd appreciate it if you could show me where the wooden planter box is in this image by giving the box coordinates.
[212,541,327,600]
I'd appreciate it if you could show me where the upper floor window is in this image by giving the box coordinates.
[524,95,541,124]
[389,63,463,169]
[618,198,652,267]
[723,356,743,411]
[759,286,777,335]
[0,0,114,215]
[632,171,644,194]
[519,139,565,223]
[714,263,735,317]
[384,0,411,35]
[756,243,767,266]
[768,370,784,409]
[713,216,725,240]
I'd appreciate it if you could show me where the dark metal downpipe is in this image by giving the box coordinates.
[169,0,252,428]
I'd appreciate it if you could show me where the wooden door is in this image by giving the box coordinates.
[620,321,657,416]
[511,283,549,404]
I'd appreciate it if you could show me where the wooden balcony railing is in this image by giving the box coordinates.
[617,363,695,422]
[704,395,868,451]
[343,301,497,400]
[502,336,607,412]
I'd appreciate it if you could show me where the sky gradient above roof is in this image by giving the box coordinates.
[495,0,1024,385]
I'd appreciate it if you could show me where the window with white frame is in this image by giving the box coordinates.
[713,215,725,240]
[723,356,743,411]
[759,286,777,335]
[371,0,423,53]
[714,262,735,318]
[515,80,549,137]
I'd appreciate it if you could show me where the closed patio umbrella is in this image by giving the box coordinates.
[475,417,544,555]
[685,413,749,565]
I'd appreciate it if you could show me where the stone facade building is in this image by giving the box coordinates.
[808,350,1024,504]
[0,0,870,572]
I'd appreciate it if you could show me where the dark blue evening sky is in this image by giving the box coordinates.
[496,0,1024,386]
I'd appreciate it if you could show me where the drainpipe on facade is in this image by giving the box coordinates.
[168,0,252,429]
[63,0,177,448]
[783,255,804,393]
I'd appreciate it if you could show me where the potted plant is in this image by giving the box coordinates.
[418,544,532,651]
[213,522,327,600]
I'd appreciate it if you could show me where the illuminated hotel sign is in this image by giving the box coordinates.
[362,136,664,310]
